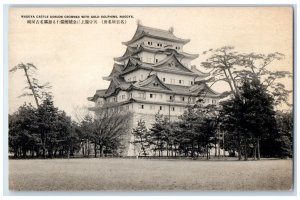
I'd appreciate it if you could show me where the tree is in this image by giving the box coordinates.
[177,106,200,158]
[91,109,132,157]
[77,114,94,157]
[9,97,78,158]
[175,104,219,159]
[10,63,52,108]
[201,46,292,108]
[9,103,39,158]
[132,119,150,157]
[35,95,59,158]
[220,78,277,160]
[149,112,169,157]
[271,111,293,158]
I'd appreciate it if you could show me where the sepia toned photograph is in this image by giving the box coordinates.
[7,6,294,192]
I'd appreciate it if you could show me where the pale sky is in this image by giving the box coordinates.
[9,7,293,118]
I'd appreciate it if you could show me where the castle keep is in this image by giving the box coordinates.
[89,24,220,156]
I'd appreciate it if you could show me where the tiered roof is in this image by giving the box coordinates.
[120,54,199,76]
[89,73,219,102]
[89,24,219,103]
[114,44,199,62]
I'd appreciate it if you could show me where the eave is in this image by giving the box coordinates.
[122,32,190,46]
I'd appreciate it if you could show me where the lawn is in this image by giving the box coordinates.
[9,158,293,191]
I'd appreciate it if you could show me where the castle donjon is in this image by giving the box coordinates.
[88,23,221,156]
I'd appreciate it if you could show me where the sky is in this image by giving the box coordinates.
[8,7,293,118]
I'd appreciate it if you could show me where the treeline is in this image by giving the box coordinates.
[9,96,132,158]
[132,79,293,160]
[9,79,293,159]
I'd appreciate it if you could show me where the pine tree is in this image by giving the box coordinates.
[132,119,150,156]
[220,78,277,160]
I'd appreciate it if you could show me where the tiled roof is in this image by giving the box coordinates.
[121,55,197,76]
[114,45,199,62]
[152,53,193,72]
[108,63,125,77]
[166,83,219,96]
[165,84,190,93]
[113,46,137,62]
[95,89,107,96]
[134,74,171,91]
[111,76,131,90]
[123,24,190,45]
[88,89,107,101]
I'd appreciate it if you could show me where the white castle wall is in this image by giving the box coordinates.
[124,69,196,86]
[129,36,184,52]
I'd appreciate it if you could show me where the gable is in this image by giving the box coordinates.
[105,81,118,95]
[135,74,171,91]
[189,83,219,97]
[143,78,170,90]
[122,58,138,73]
[153,54,193,73]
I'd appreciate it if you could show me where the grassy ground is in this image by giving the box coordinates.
[9,158,293,191]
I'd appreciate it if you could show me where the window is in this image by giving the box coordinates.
[179,80,182,84]
[150,105,155,110]
[153,83,159,87]
[146,57,152,63]
[162,78,166,82]
[140,104,144,109]
[155,58,158,63]
[182,97,185,101]
[172,107,175,111]
[150,93,156,98]
[138,92,145,99]
[169,96,173,101]
[160,106,163,110]
[148,41,152,45]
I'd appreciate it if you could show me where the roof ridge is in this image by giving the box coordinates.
[139,24,172,34]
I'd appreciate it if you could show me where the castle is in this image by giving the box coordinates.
[88,23,221,156]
